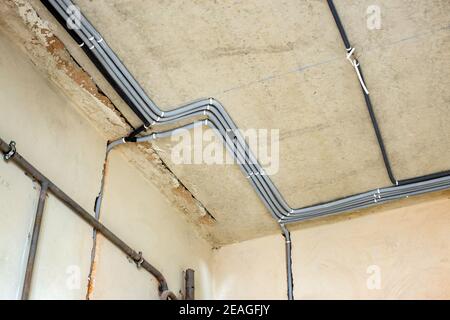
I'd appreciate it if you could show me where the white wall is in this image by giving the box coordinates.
[90,149,213,299]
[0,31,104,299]
[0,31,213,299]
[212,192,450,299]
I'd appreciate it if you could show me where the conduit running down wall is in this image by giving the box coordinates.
[43,0,450,299]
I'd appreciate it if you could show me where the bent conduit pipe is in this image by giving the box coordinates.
[44,0,450,225]
[43,0,450,299]
[0,138,175,299]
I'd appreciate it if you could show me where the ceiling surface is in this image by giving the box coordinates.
[40,0,450,244]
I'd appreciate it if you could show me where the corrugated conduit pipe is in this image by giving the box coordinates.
[44,0,450,300]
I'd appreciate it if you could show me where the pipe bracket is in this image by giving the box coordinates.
[3,141,16,161]
[135,251,144,269]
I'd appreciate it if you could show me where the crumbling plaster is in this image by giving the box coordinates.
[0,0,216,244]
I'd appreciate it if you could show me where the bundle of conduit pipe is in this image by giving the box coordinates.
[43,0,450,300]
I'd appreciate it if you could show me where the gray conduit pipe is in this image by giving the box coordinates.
[48,0,450,224]
[46,0,450,299]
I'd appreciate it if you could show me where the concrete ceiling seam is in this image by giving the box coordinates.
[42,0,450,300]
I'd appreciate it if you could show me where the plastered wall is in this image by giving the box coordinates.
[212,192,450,299]
[0,31,212,299]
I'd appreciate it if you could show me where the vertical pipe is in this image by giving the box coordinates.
[21,181,48,300]
[185,269,195,300]
[280,224,294,300]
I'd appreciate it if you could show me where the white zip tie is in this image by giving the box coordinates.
[89,45,95,50]
[89,36,94,41]
[152,133,156,139]
[122,138,126,144]
[97,38,103,43]
[203,110,206,116]
[161,111,165,117]
[209,98,213,105]
[204,119,208,126]
[79,42,85,48]
[156,117,160,122]
[151,121,156,126]
[346,47,369,95]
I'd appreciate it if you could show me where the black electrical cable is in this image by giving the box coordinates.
[327,0,397,185]
[327,0,450,186]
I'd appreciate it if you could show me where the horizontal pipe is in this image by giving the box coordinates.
[0,137,171,295]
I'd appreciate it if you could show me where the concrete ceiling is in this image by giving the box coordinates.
[33,0,450,244]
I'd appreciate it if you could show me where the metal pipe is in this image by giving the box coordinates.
[0,137,173,296]
[21,181,48,300]
[185,269,195,300]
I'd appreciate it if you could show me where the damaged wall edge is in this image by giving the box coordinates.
[0,0,215,243]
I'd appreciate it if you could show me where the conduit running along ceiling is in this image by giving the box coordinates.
[41,0,450,244]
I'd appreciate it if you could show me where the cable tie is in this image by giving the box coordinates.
[161,112,165,117]
[345,47,369,94]
[151,121,156,126]
[78,42,85,48]
[209,98,213,105]
[152,133,156,139]
[89,45,95,50]
[346,47,355,60]
[203,110,206,116]
[88,36,94,41]
[285,240,291,244]
[97,38,103,43]
[156,117,160,122]
[395,180,399,186]
[122,137,126,144]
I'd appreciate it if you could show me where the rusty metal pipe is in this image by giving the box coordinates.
[21,181,48,300]
[185,269,195,300]
[0,137,171,296]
